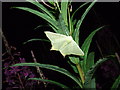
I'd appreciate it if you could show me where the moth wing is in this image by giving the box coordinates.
[44,31,70,50]
[60,39,84,57]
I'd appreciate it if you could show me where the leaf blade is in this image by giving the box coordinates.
[81,26,105,73]
[111,75,120,89]
[86,52,95,73]
[12,7,59,32]
[74,0,97,44]
[71,2,89,21]
[57,14,69,35]
[84,58,108,87]
[26,0,55,20]
[23,38,50,44]
[61,0,68,26]
[28,78,70,89]
[11,63,82,88]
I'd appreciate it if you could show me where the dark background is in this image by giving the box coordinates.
[2,2,120,89]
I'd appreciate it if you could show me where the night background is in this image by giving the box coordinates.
[2,2,120,89]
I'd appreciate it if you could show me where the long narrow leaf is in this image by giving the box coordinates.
[28,78,70,89]
[67,60,78,73]
[111,75,120,89]
[12,7,59,31]
[74,0,97,44]
[84,58,108,87]
[71,2,89,21]
[49,24,58,33]
[61,0,68,26]
[84,78,96,88]
[57,14,69,35]
[69,56,79,64]
[48,0,55,5]
[26,0,55,20]
[11,63,83,88]
[34,25,45,30]
[23,39,50,44]
[86,52,95,74]
[81,26,105,73]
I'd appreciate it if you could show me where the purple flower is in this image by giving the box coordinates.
[10,67,21,74]
[23,72,29,77]
[19,58,26,63]
[3,50,37,89]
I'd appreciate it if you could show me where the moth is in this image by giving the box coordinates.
[44,31,84,57]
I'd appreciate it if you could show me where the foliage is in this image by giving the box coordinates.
[2,47,37,89]
[111,75,120,89]
[8,0,120,89]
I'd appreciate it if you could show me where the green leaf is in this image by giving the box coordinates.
[84,58,108,87]
[71,2,89,21]
[34,25,44,30]
[57,14,69,35]
[48,0,55,5]
[23,39,50,44]
[71,19,77,37]
[86,52,95,74]
[74,0,97,44]
[84,78,96,88]
[12,7,59,32]
[11,63,83,88]
[67,60,78,73]
[61,0,68,26]
[81,26,105,73]
[26,0,55,20]
[28,78,70,89]
[49,24,58,33]
[111,75,120,89]
[69,56,79,64]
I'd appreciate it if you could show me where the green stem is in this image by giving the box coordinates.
[68,6,72,36]
[55,1,61,13]
[76,64,85,84]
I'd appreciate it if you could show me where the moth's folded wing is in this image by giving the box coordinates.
[44,31,68,43]
[60,40,84,56]
[44,31,69,50]
[51,38,69,50]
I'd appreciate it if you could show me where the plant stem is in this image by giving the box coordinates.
[2,29,25,89]
[55,1,61,13]
[17,73,25,90]
[115,52,120,64]
[76,64,85,84]
[1,30,14,60]
[41,0,54,9]
[31,50,47,87]
[68,6,72,36]
[96,40,104,58]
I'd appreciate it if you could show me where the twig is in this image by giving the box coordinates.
[96,40,104,58]
[2,52,7,56]
[17,73,25,90]
[115,52,120,64]
[31,50,47,87]
[40,0,54,9]
[113,34,120,49]
[1,29,25,89]
[2,30,14,60]
[76,64,85,85]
